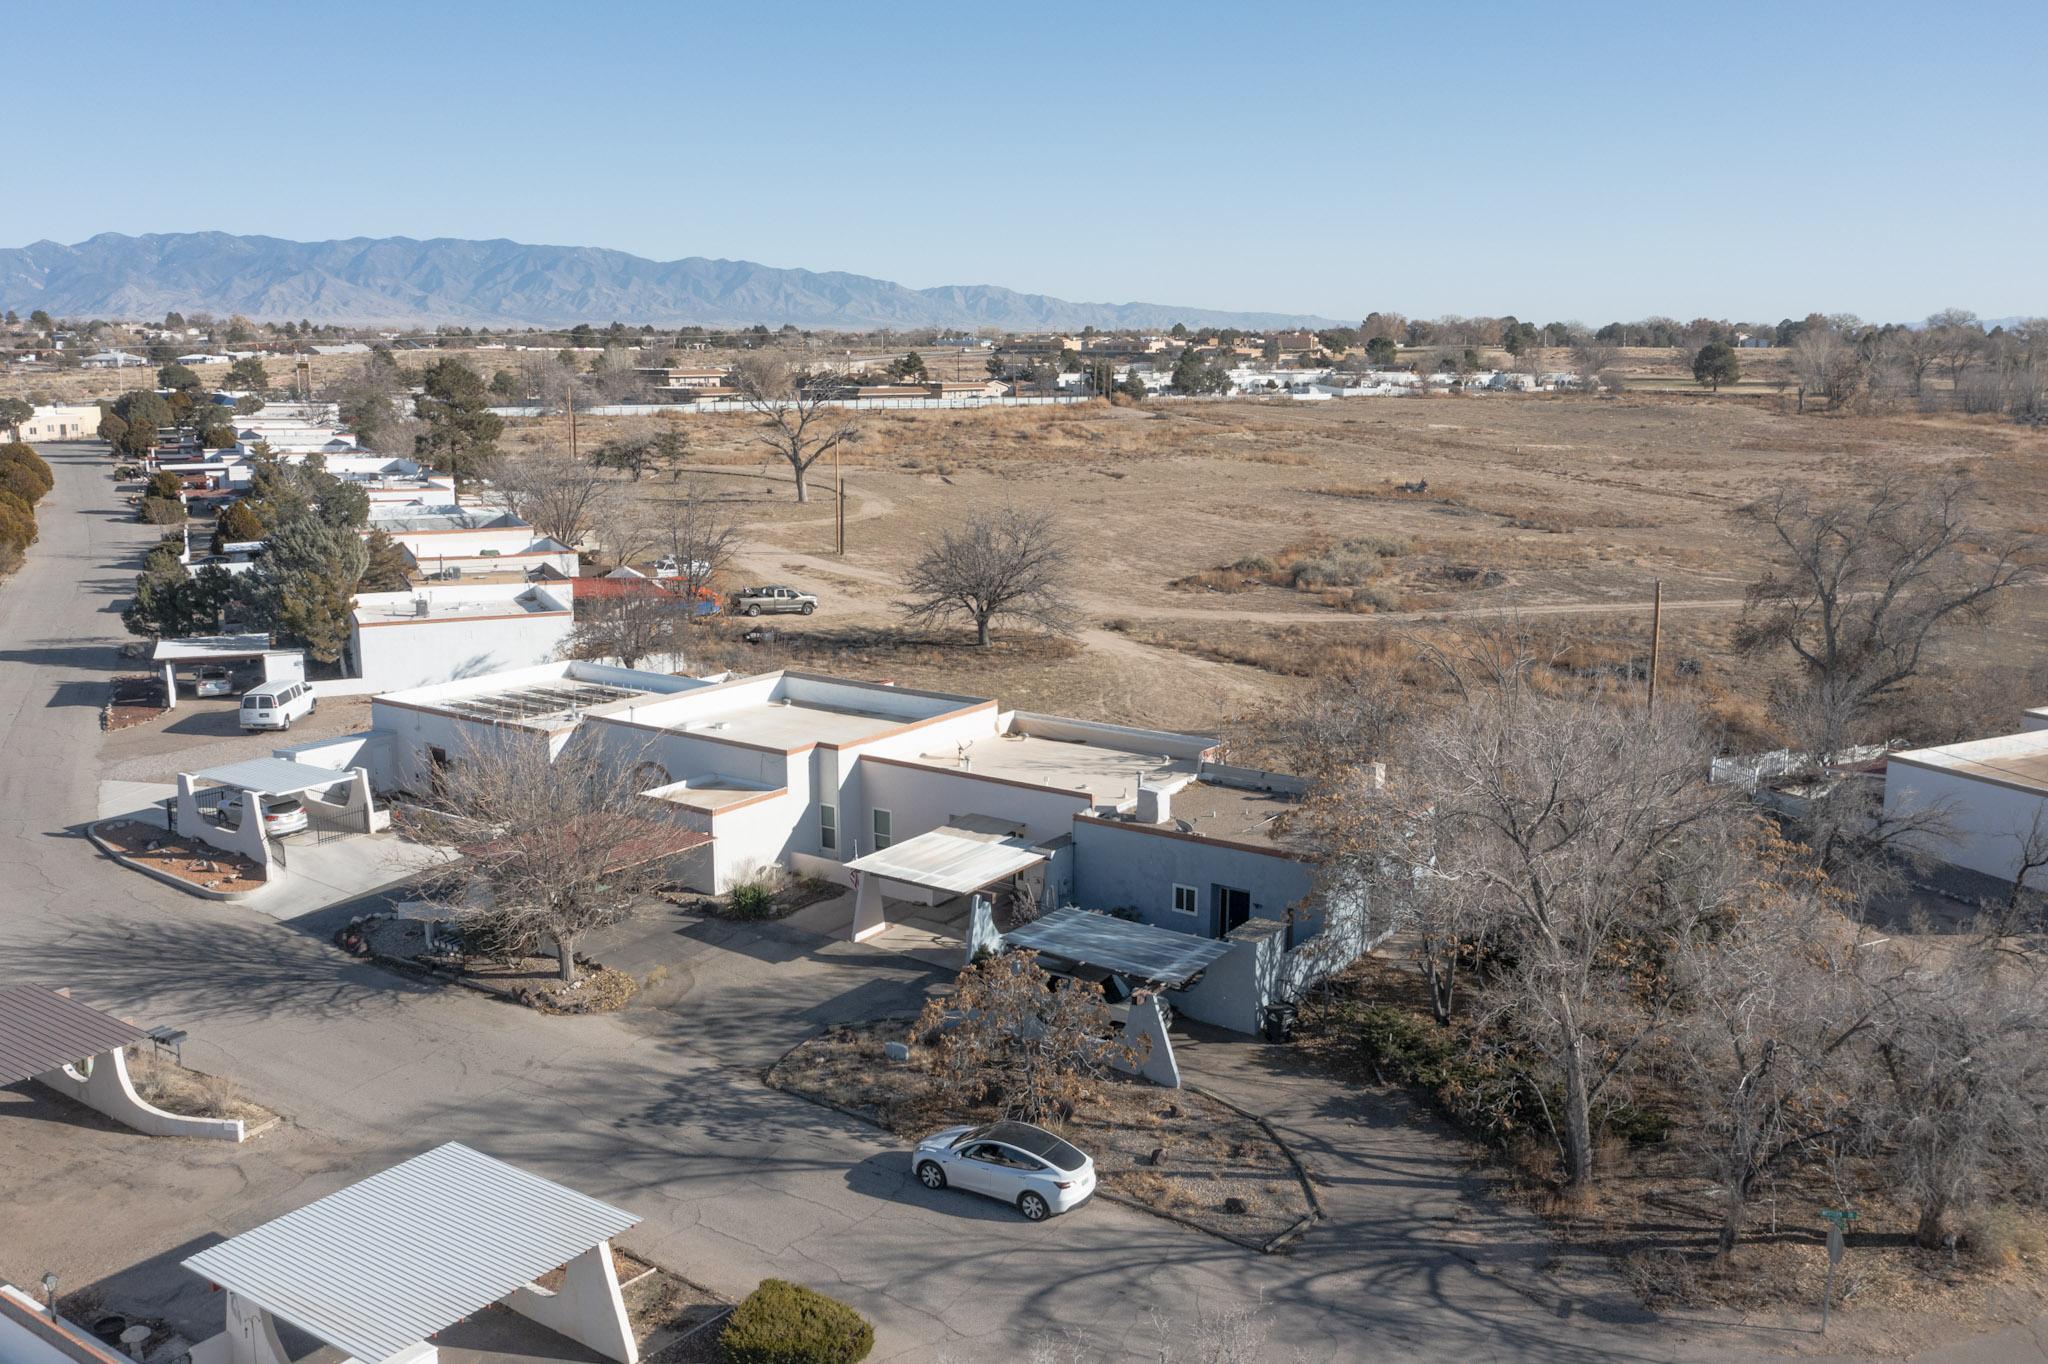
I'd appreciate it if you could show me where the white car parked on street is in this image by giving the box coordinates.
[911,1121,1095,1221]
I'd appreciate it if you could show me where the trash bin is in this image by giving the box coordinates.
[1261,1002,1297,1044]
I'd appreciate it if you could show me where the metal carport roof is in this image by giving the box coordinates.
[844,823,1045,896]
[1001,908,1236,987]
[0,986,147,1086]
[151,634,279,663]
[188,758,357,797]
[183,1142,640,1364]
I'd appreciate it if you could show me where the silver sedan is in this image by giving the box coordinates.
[911,1120,1096,1221]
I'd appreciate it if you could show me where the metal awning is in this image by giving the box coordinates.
[0,986,147,1085]
[183,1142,640,1364]
[189,758,357,797]
[844,822,1045,895]
[1001,908,1235,987]
[152,634,277,663]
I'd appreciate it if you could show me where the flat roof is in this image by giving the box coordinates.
[1001,908,1234,987]
[626,671,988,751]
[0,986,147,1086]
[643,777,785,812]
[1146,780,1301,848]
[1892,729,2048,797]
[367,506,526,533]
[902,732,1200,803]
[432,677,653,727]
[353,588,568,624]
[190,757,359,797]
[183,1142,639,1364]
[845,822,1045,894]
[152,633,277,663]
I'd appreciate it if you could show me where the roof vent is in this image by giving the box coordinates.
[413,596,430,617]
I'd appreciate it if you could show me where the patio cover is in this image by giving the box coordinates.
[1001,907,1235,987]
[844,822,1045,896]
[189,757,358,798]
[151,634,276,664]
[0,986,146,1085]
[183,1142,640,1364]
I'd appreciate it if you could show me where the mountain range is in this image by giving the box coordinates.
[0,232,1339,332]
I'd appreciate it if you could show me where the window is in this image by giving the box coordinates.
[820,803,837,852]
[1171,884,1198,916]
[873,808,893,851]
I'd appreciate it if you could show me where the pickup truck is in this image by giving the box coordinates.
[730,585,817,617]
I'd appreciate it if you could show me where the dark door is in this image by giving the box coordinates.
[1213,885,1251,936]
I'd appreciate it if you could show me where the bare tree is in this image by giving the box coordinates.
[1928,308,1983,390]
[496,451,612,548]
[568,586,696,671]
[403,733,687,982]
[915,950,1140,1124]
[1670,828,1892,1256]
[1737,476,2033,765]
[1570,340,1617,389]
[590,498,662,574]
[1369,635,1736,1192]
[656,477,742,602]
[902,508,1074,646]
[520,351,580,415]
[728,352,858,502]
[1791,328,1862,412]
[1863,938,2048,1248]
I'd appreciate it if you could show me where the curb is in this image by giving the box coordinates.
[1184,1081,1328,1223]
[87,821,262,901]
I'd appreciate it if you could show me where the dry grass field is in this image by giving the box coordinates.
[514,393,2047,745]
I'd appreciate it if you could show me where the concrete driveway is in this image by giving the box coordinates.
[1,441,2035,1362]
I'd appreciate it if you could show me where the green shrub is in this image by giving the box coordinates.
[0,442,53,498]
[0,499,35,552]
[720,1279,873,1364]
[140,496,186,525]
[0,462,43,507]
[727,880,776,919]
[145,471,183,500]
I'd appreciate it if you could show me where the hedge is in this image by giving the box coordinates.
[720,1279,874,1364]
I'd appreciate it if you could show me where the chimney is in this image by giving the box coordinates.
[1136,783,1170,825]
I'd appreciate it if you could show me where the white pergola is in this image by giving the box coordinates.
[184,1143,642,1364]
[842,819,1046,942]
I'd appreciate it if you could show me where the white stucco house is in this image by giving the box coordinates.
[347,582,576,693]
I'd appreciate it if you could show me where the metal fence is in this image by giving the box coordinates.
[487,394,1092,419]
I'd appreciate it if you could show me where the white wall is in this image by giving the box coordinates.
[851,757,1092,859]
[1884,755,2048,885]
[351,589,573,692]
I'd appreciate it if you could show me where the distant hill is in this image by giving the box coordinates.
[0,232,1339,332]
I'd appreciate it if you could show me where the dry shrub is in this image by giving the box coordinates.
[1961,1204,2048,1267]
[1619,1248,1708,1308]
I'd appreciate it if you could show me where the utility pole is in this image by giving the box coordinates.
[566,385,578,464]
[835,440,845,556]
[1647,579,1663,718]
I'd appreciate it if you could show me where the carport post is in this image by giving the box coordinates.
[162,660,177,710]
[851,873,888,942]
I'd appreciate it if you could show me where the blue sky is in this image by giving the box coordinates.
[9,1,2044,324]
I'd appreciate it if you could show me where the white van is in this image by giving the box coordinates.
[239,680,316,731]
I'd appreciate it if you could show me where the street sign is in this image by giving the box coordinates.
[1819,1210,1856,1333]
